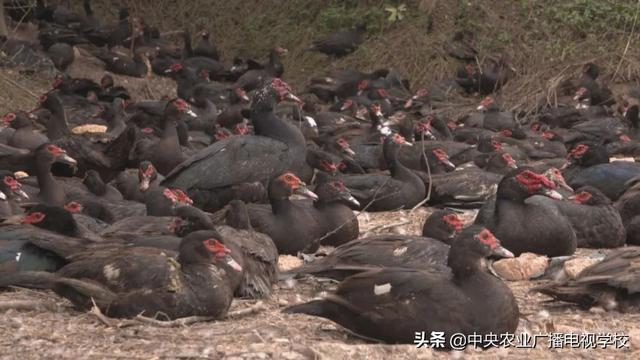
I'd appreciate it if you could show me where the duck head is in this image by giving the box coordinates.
[271,172,318,201]
[39,144,77,166]
[252,78,301,111]
[564,143,609,168]
[172,205,214,237]
[542,167,573,192]
[2,204,78,236]
[477,96,495,111]
[138,161,158,192]
[498,168,562,201]
[178,230,242,272]
[430,148,456,171]
[315,180,360,207]
[568,186,610,205]
[0,171,28,201]
[422,209,464,245]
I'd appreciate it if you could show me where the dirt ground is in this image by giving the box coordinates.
[1,207,639,359]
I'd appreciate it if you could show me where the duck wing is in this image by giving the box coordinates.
[162,136,291,191]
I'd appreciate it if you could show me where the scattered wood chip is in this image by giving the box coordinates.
[563,257,600,279]
[71,124,107,134]
[492,252,549,281]
[278,255,303,272]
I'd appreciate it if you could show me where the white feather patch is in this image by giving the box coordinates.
[374,283,392,295]
[393,246,408,256]
[103,264,120,281]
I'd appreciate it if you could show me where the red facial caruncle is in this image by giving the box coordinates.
[46,144,64,156]
[501,153,516,167]
[202,238,230,257]
[568,144,589,159]
[515,170,556,193]
[442,214,463,233]
[2,113,16,123]
[280,172,301,188]
[330,181,347,192]
[319,160,337,173]
[3,176,20,191]
[569,191,592,204]
[476,228,499,249]
[432,149,449,162]
[22,212,45,224]
[541,131,555,140]
[499,129,512,137]
[271,78,294,101]
[64,201,83,213]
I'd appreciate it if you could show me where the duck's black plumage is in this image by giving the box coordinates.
[478,168,577,257]
[162,79,306,211]
[284,226,518,345]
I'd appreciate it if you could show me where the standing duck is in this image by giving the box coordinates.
[284,226,518,345]
[477,168,577,257]
[0,230,238,320]
[162,79,307,211]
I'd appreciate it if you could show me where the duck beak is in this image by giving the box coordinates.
[491,245,515,258]
[343,147,356,156]
[224,255,243,272]
[57,153,78,166]
[423,130,436,140]
[186,109,198,117]
[304,116,317,128]
[341,193,360,207]
[477,105,486,111]
[557,180,573,192]
[0,191,6,201]
[542,188,563,200]
[13,188,29,200]
[560,162,570,170]
[284,93,303,104]
[441,159,456,171]
[403,141,414,147]
[404,98,414,109]
[294,185,318,200]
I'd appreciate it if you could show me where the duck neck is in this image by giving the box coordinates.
[270,196,293,214]
[35,158,61,202]
[45,103,70,141]
[252,109,305,150]
[447,245,483,280]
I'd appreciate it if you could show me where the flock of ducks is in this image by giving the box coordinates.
[1,0,640,347]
